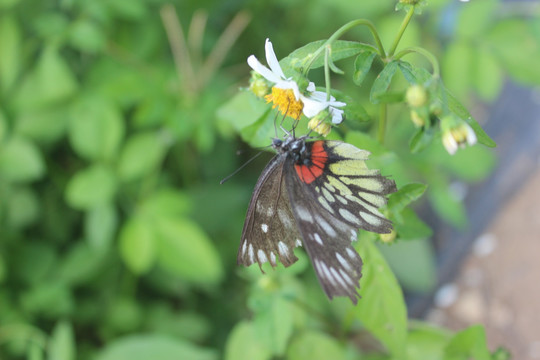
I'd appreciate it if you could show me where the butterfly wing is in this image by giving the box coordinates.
[238,155,302,268]
[285,140,397,303]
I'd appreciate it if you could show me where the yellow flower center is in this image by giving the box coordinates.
[264,87,303,120]
[450,127,468,144]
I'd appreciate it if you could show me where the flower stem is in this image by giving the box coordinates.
[304,19,386,75]
[377,104,387,143]
[324,46,331,101]
[393,46,441,78]
[387,6,415,57]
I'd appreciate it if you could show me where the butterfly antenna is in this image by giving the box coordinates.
[220,150,266,184]
[279,101,292,137]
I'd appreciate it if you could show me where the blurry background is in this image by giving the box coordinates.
[0,0,539,359]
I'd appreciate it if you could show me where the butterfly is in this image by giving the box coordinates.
[237,132,397,304]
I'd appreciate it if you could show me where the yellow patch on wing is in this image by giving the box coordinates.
[326,141,371,160]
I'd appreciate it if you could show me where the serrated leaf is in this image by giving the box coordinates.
[118,215,156,275]
[65,164,117,210]
[444,325,490,360]
[287,331,346,360]
[155,217,223,284]
[0,136,45,182]
[388,183,427,214]
[117,131,167,182]
[353,50,377,86]
[281,40,375,71]
[370,61,398,104]
[95,334,218,360]
[68,96,125,161]
[47,320,76,360]
[350,235,407,356]
[225,321,271,360]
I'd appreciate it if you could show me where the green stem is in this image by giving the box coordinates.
[393,46,441,78]
[304,19,386,75]
[387,6,415,57]
[324,46,331,101]
[377,104,387,143]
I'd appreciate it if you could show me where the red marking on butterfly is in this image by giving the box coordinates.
[294,141,328,184]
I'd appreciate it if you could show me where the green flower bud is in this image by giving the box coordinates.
[406,85,428,108]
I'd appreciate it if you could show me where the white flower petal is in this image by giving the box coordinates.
[465,124,477,145]
[301,95,328,117]
[247,55,282,83]
[274,80,301,100]
[265,38,285,79]
[442,133,458,155]
[330,107,344,124]
[306,82,316,92]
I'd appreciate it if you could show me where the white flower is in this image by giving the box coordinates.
[247,38,302,100]
[247,38,347,124]
[441,119,477,155]
[301,90,346,124]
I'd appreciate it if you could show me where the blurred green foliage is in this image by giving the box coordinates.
[0,0,538,359]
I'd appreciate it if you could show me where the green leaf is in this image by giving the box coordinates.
[456,0,497,39]
[0,108,6,142]
[68,96,125,161]
[248,292,294,357]
[439,145,496,182]
[473,47,503,101]
[225,321,271,360]
[487,19,540,85]
[139,188,191,220]
[409,126,436,153]
[21,282,73,317]
[0,14,21,92]
[281,40,375,71]
[353,50,377,86]
[15,107,69,144]
[0,136,45,182]
[442,41,473,98]
[0,0,21,8]
[444,325,490,360]
[394,208,433,240]
[6,186,40,228]
[287,331,346,360]
[47,320,76,360]
[398,61,432,85]
[350,235,407,356]
[95,334,218,360]
[155,217,223,285]
[370,61,398,104]
[119,215,156,275]
[406,322,451,360]
[117,131,167,182]
[216,91,270,132]
[56,242,108,286]
[443,89,496,148]
[13,45,78,110]
[387,183,427,214]
[85,203,117,250]
[65,164,117,210]
[377,239,436,293]
[68,19,106,53]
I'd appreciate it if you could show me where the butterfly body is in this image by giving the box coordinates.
[238,134,396,303]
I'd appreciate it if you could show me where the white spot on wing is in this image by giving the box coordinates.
[336,253,351,271]
[330,267,347,288]
[261,223,268,233]
[318,196,334,214]
[296,205,313,223]
[350,229,357,241]
[267,207,274,216]
[339,208,361,225]
[319,260,337,286]
[257,249,267,263]
[339,268,355,285]
[346,247,357,259]
[278,241,289,257]
[248,244,255,263]
[242,241,247,255]
[316,215,337,237]
[270,251,277,265]
[313,233,323,245]
[278,208,293,229]
[295,239,302,247]
[322,187,335,202]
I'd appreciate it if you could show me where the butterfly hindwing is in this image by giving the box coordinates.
[285,161,363,303]
[238,155,302,269]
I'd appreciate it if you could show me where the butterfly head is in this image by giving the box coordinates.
[272,135,309,164]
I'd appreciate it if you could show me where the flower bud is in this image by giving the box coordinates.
[380,229,397,243]
[441,116,477,155]
[410,109,426,127]
[308,116,332,137]
[406,85,427,108]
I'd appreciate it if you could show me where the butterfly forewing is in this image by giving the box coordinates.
[238,155,302,268]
